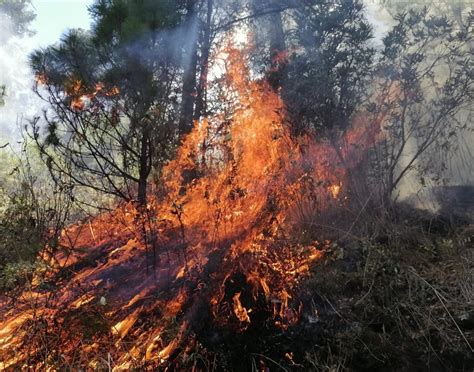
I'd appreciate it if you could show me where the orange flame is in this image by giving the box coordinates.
[233,292,251,323]
[329,183,342,199]
[0,42,385,369]
[41,78,122,111]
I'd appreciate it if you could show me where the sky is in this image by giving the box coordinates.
[30,0,94,47]
[0,0,93,143]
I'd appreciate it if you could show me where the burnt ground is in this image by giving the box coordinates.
[185,208,474,371]
[0,205,472,371]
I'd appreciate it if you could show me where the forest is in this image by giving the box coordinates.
[0,0,472,370]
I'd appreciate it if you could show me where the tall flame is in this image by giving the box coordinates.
[0,43,384,369]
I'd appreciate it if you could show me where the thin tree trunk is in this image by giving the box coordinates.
[179,1,199,135]
[194,0,213,121]
[251,0,287,91]
[138,124,150,207]
[267,2,286,90]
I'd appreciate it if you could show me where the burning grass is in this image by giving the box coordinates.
[1,46,472,370]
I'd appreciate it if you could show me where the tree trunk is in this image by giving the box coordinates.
[179,1,199,135]
[267,2,286,90]
[251,0,287,91]
[138,124,150,207]
[194,0,213,121]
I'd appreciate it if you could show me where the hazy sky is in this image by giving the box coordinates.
[31,0,94,47]
[0,0,93,143]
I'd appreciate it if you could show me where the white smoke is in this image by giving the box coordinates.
[0,0,94,146]
[363,0,393,45]
[363,0,474,212]
[0,10,42,145]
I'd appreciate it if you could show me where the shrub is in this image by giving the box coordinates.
[0,187,46,289]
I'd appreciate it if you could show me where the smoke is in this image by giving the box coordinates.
[367,1,474,212]
[0,9,42,145]
[118,14,200,76]
[362,0,393,45]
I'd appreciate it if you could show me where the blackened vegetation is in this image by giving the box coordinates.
[435,185,474,221]
[178,208,473,371]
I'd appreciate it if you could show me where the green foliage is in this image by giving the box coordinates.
[0,260,43,290]
[90,0,182,43]
[0,147,20,212]
[0,187,45,289]
[283,0,375,134]
[29,0,186,205]
[0,139,78,291]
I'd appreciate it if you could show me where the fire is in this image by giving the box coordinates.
[233,292,251,323]
[34,73,48,85]
[70,95,88,110]
[112,307,141,339]
[35,76,120,111]
[329,183,342,199]
[70,81,120,111]
[0,42,384,369]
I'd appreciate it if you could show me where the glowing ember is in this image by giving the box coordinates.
[34,73,48,85]
[329,183,342,199]
[233,292,251,323]
[41,79,122,111]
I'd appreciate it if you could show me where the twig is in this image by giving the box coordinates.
[409,267,473,352]
[303,221,364,242]
[342,193,372,240]
[89,220,97,244]
[355,279,375,306]
[322,295,385,363]
[251,353,288,371]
